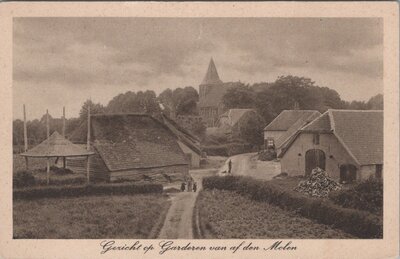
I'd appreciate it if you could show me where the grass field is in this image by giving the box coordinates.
[14,194,171,239]
[196,189,354,239]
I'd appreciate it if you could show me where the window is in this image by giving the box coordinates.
[313,133,320,145]
[375,164,383,179]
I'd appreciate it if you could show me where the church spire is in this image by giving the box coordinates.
[201,58,223,85]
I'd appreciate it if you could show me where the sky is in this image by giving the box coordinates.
[13,18,383,120]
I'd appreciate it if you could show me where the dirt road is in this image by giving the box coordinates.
[219,153,281,180]
[157,169,217,239]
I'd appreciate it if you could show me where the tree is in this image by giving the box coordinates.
[158,86,199,117]
[106,90,161,116]
[13,119,24,146]
[79,100,106,121]
[190,120,206,140]
[367,94,383,109]
[233,111,266,147]
[222,83,255,109]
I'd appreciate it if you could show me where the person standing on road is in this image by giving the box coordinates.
[228,159,232,174]
[180,182,186,192]
[193,182,197,192]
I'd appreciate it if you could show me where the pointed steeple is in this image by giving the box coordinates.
[201,58,223,85]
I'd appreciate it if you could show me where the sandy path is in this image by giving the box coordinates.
[219,153,281,180]
[157,169,216,239]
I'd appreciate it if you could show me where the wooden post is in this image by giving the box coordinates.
[47,158,50,185]
[62,106,66,137]
[86,156,90,184]
[46,109,50,184]
[46,109,50,138]
[23,105,29,170]
[87,104,90,151]
[23,104,28,151]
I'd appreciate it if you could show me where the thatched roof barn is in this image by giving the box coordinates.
[68,113,191,182]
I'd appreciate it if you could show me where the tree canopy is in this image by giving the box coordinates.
[158,86,199,117]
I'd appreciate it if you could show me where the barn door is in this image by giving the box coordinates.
[305,149,326,176]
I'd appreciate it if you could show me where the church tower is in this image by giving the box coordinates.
[199,58,223,98]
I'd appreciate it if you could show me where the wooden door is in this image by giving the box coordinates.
[340,164,357,183]
[305,149,326,176]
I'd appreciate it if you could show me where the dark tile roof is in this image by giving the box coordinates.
[301,112,332,132]
[221,109,255,127]
[275,112,321,150]
[69,114,188,171]
[21,131,94,157]
[161,114,202,155]
[330,110,383,165]
[264,110,321,131]
[201,58,223,85]
[280,110,383,165]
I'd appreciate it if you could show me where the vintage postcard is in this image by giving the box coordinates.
[0,2,398,259]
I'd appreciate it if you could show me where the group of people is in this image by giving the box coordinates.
[180,178,197,192]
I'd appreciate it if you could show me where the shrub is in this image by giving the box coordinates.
[13,170,36,188]
[13,182,163,200]
[329,178,383,214]
[50,166,74,175]
[202,175,382,238]
[258,149,277,161]
[35,175,87,186]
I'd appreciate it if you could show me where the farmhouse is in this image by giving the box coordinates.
[218,109,258,135]
[263,110,321,154]
[279,110,383,182]
[198,58,242,127]
[68,113,191,182]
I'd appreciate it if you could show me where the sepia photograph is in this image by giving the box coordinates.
[11,16,386,241]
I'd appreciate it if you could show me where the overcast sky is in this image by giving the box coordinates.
[13,18,383,120]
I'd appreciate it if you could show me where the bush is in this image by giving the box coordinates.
[258,149,277,161]
[13,170,36,188]
[50,166,74,175]
[329,178,383,214]
[202,175,382,238]
[35,175,87,186]
[13,182,163,200]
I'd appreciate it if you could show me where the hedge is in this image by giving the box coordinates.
[329,178,383,215]
[13,182,163,200]
[202,175,383,238]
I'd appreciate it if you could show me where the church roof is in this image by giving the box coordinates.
[201,58,223,85]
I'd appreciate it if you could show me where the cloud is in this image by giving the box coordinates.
[13,17,383,119]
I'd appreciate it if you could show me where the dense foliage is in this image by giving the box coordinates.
[158,86,199,117]
[329,178,383,215]
[202,175,382,238]
[223,76,383,125]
